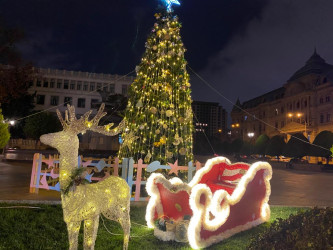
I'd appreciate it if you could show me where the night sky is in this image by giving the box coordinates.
[1,0,333,115]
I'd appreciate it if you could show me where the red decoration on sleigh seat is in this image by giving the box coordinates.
[145,156,272,249]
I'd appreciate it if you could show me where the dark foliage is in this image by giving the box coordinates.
[309,130,333,160]
[97,93,128,122]
[23,112,61,141]
[248,207,333,250]
[254,134,269,155]
[240,141,253,156]
[265,135,286,157]
[0,18,36,137]
[193,133,215,155]
[283,133,310,158]
[230,138,243,154]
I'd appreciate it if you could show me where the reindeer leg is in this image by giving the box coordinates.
[83,215,100,250]
[67,221,81,250]
[119,206,131,250]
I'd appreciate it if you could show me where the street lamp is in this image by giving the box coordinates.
[231,123,240,128]
[247,132,254,138]
[287,112,307,135]
[248,132,255,156]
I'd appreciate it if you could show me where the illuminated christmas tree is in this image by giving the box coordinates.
[118,2,193,165]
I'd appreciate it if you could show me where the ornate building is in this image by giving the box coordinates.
[231,50,333,143]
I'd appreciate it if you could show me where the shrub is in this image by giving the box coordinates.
[248,207,333,249]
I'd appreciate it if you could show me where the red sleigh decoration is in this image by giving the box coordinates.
[145,157,272,249]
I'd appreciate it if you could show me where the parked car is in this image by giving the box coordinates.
[286,158,308,169]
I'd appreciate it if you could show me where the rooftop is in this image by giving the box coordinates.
[288,50,333,81]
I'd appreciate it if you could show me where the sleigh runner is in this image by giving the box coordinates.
[145,156,272,249]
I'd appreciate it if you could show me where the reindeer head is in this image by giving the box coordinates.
[40,103,125,153]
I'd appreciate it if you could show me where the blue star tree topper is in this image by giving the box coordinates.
[163,0,180,12]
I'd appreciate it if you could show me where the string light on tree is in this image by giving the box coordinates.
[118,3,194,165]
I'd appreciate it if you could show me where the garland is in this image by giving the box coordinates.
[61,167,90,195]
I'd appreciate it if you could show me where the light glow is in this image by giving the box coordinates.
[145,156,273,249]
[40,104,131,250]
[163,0,181,12]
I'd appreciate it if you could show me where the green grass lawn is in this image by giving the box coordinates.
[0,203,306,250]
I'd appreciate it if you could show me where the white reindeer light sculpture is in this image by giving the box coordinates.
[40,104,130,250]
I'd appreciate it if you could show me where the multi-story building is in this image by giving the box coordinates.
[192,101,227,137]
[29,67,134,115]
[27,67,134,151]
[231,50,333,143]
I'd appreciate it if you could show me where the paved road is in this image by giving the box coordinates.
[270,168,333,207]
[0,161,60,201]
[1,160,333,206]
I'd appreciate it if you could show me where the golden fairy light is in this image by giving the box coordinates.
[40,104,130,250]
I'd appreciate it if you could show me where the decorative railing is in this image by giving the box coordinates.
[30,153,203,201]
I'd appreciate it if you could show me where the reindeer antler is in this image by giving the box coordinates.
[56,103,125,136]
[90,119,126,136]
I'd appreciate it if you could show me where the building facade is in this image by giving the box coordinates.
[231,51,333,143]
[27,67,134,151]
[29,67,134,115]
[192,101,227,137]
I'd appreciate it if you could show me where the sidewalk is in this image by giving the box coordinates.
[1,159,333,207]
[0,160,149,207]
